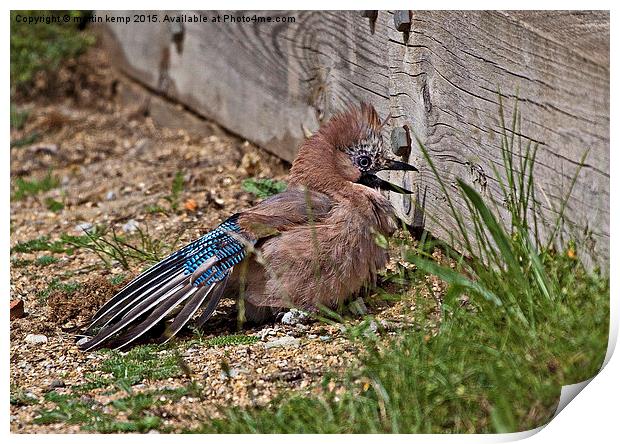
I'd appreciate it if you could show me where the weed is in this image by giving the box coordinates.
[10,385,38,406]
[35,383,201,432]
[62,224,171,270]
[11,236,69,254]
[10,131,41,148]
[45,197,64,212]
[164,171,185,212]
[12,171,59,200]
[10,105,29,130]
[145,204,167,214]
[37,278,80,302]
[109,274,126,286]
[188,334,260,348]
[242,178,287,198]
[99,344,183,389]
[35,255,59,266]
[11,10,95,94]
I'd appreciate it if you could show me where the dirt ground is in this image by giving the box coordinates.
[10,46,443,433]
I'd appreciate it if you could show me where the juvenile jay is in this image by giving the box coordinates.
[79,103,417,351]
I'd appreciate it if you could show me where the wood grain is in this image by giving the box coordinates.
[100,10,609,265]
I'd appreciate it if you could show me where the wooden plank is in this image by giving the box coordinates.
[100,10,609,265]
[385,11,609,266]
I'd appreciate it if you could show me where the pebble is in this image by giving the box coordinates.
[363,320,379,338]
[349,297,368,315]
[76,337,90,347]
[319,335,331,342]
[280,309,308,325]
[105,191,116,200]
[122,219,139,233]
[49,379,66,389]
[25,334,48,345]
[74,222,94,234]
[264,336,300,349]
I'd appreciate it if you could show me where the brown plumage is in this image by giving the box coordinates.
[78,102,417,350]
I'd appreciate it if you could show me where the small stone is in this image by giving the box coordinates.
[349,297,368,316]
[240,152,261,176]
[280,309,309,325]
[264,336,300,349]
[207,190,225,208]
[258,328,276,341]
[10,299,25,320]
[363,320,379,338]
[25,334,48,345]
[184,198,198,212]
[319,335,331,342]
[49,379,66,389]
[74,222,94,234]
[76,337,90,347]
[122,219,139,233]
[105,191,116,200]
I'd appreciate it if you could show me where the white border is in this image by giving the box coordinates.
[3,2,616,442]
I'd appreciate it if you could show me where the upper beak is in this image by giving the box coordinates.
[381,159,418,172]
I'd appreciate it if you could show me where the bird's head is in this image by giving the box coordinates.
[290,102,418,195]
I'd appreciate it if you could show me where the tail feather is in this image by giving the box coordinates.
[104,284,198,350]
[194,274,230,329]
[162,283,215,342]
[80,274,188,351]
[83,270,186,335]
[78,215,251,350]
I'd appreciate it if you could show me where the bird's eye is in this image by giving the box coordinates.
[357,155,371,170]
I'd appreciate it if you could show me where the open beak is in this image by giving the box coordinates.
[359,160,418,194]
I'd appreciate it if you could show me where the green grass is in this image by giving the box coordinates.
[242,178,287,198]
[164,171,185,213]
[35,255,59,266]
[11,10,95,94]
[34,344,202,432]
[12,171,60,200]
[186,333,260,349]
[11,385,39,406]
[45,197,64,212]
[99,344,184,390]
[109,274,126,286]
[12,225,175,271]
[10,105,29,130]
[36,278,81,302]
[34,385,200,432]
[10,131,41,148]
[62,224,172,269]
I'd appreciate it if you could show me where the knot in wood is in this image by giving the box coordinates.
[393,11,411,32]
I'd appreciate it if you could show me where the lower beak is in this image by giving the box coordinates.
[358,159,417,194]
[358,174,413,194]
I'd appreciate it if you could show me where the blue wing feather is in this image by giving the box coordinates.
[180,214,249,286]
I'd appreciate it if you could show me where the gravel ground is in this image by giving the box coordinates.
[10,47,443,433]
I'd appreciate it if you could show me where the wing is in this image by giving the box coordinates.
[78,188,332,351]
[78,215,250,351]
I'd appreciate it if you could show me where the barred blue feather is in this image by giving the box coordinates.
[182,215,247,286]
[78,214,252,351]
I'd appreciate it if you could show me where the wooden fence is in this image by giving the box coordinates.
[100,10,609,265]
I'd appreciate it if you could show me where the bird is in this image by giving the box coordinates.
[78,102,418,351]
